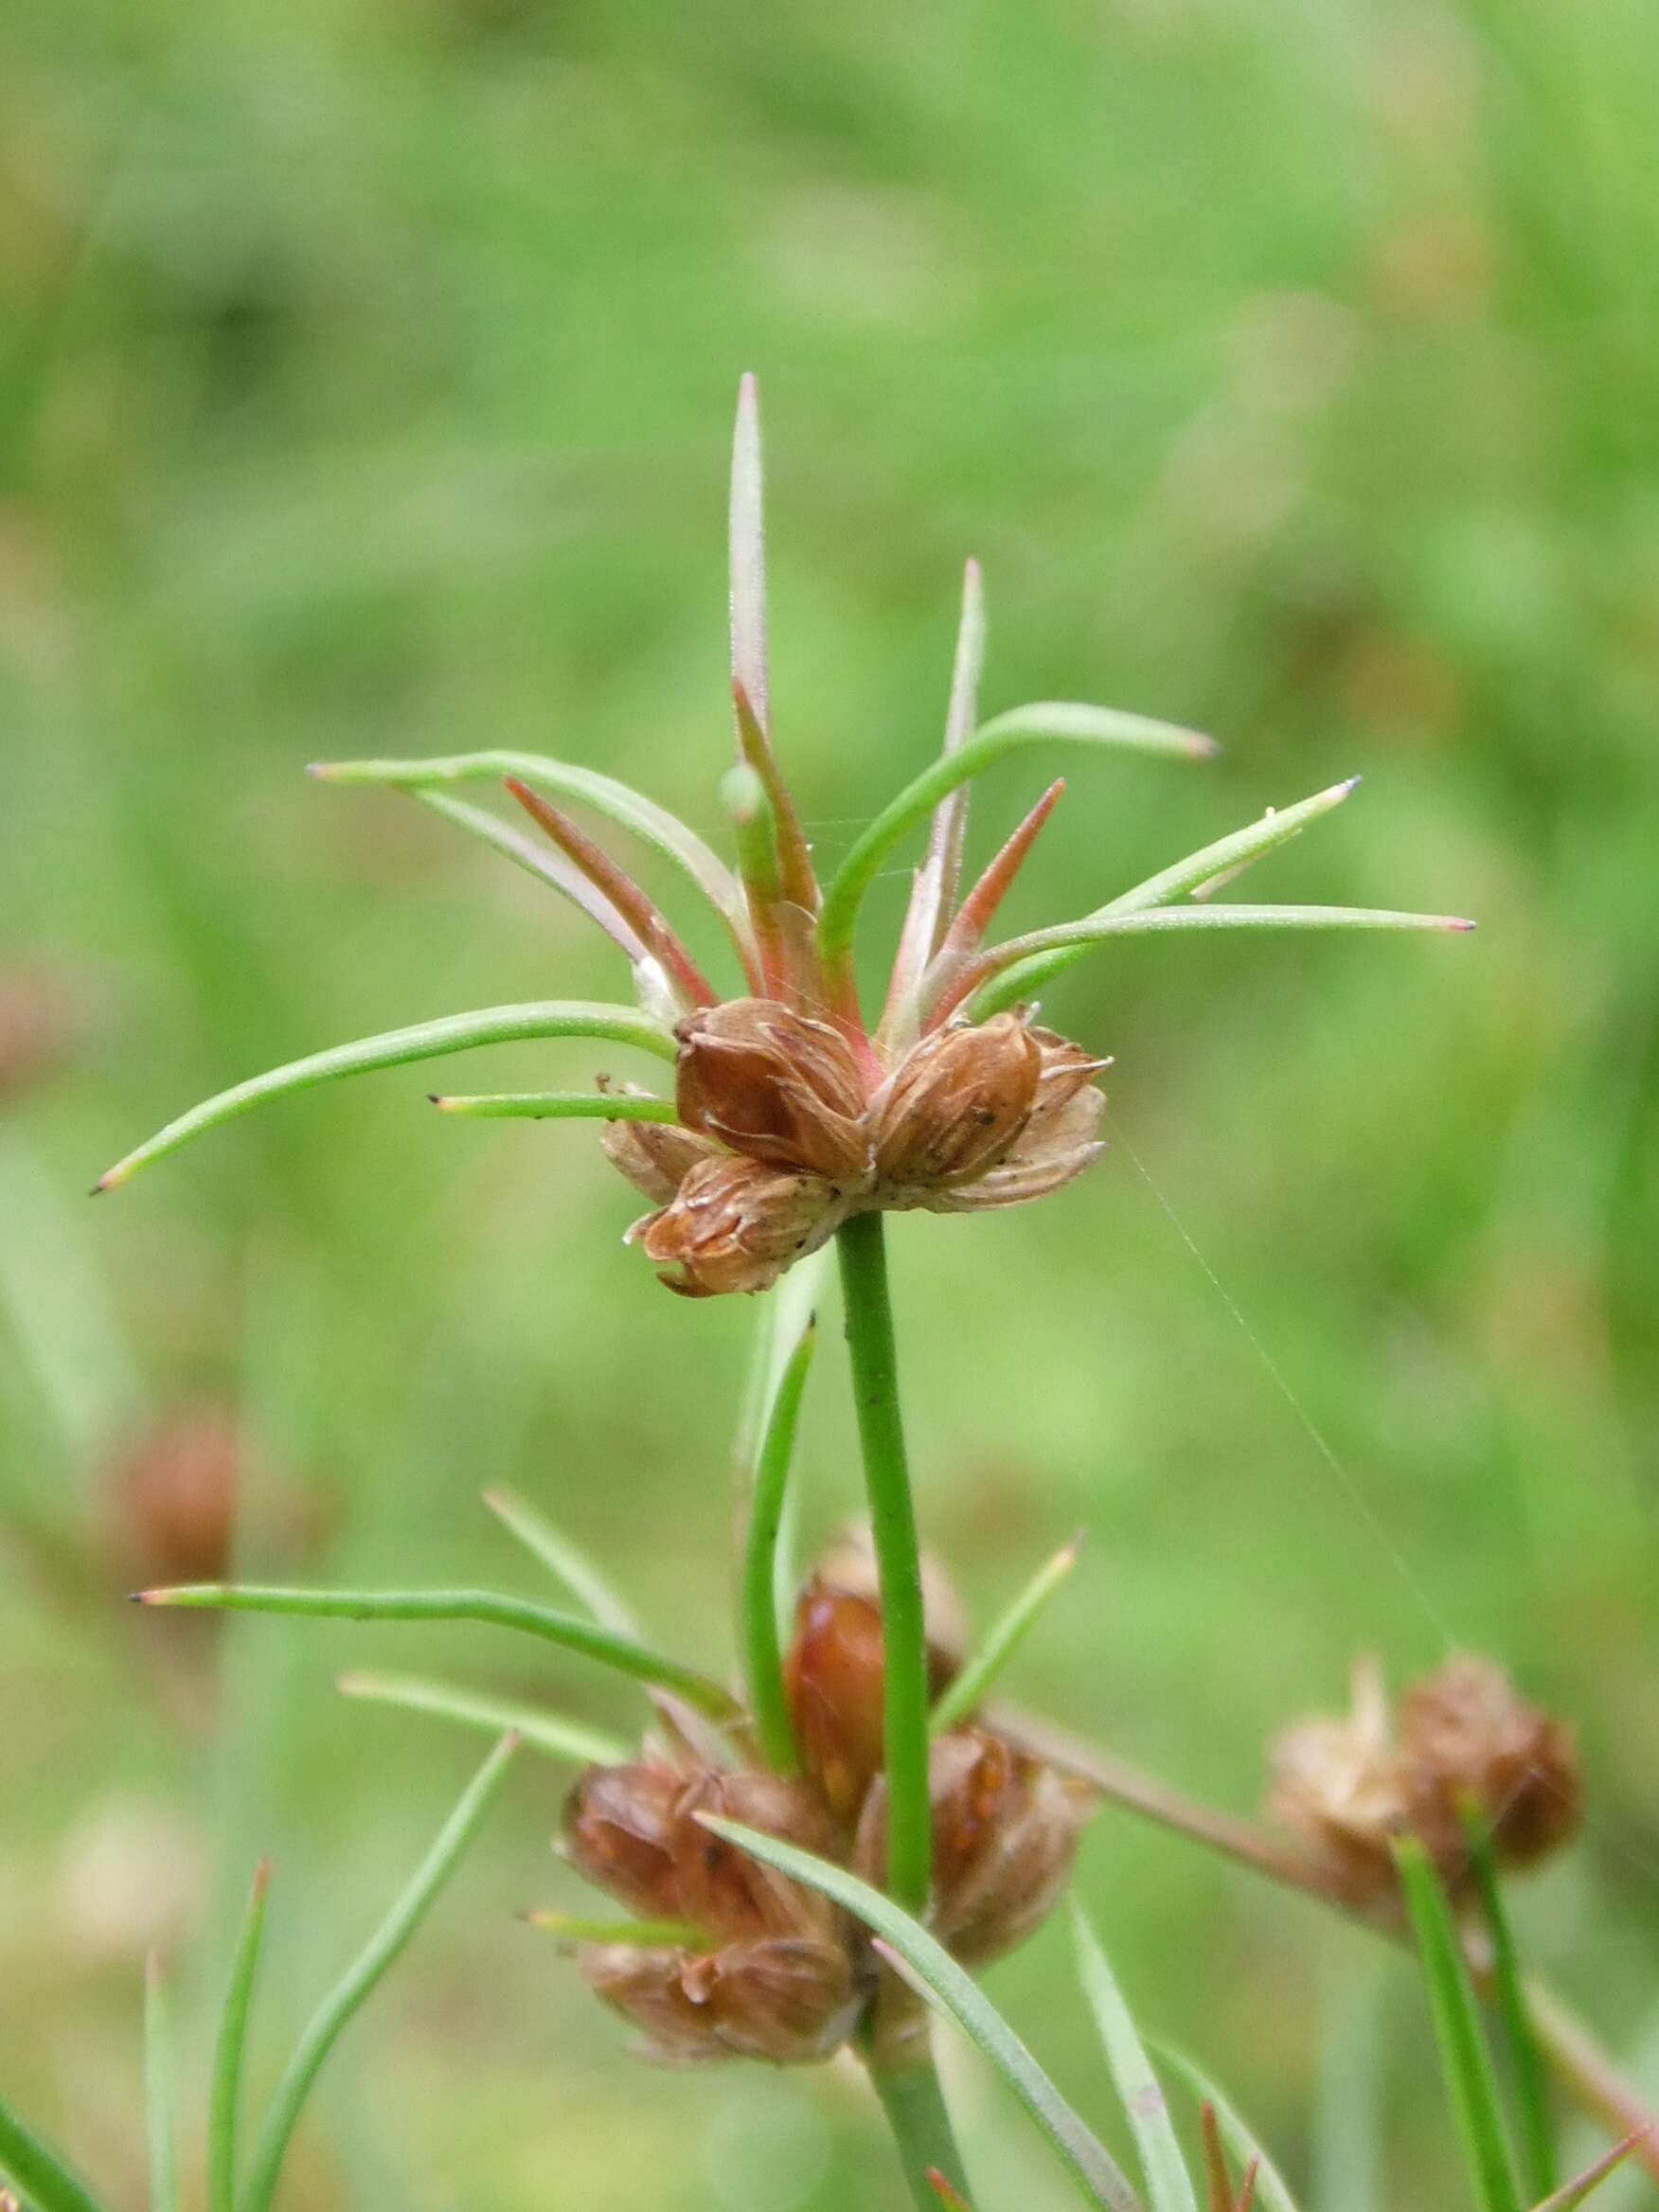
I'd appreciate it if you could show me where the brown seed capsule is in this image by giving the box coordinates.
[600,1106,719,1205]
[581,1935,861,2066]
[674,998,871,1179]
[562,1762,687,1920]
[1400,1655,1581,1870]
[929,1028,1107,1213]
[634,1154,847,1298]
[855,1728,1095,1965]
[783,1531,969,1823]
[1268,1688,1410,1908]
[872,1013,1043,1190]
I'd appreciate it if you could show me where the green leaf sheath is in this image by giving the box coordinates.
[96,1002,676,1188]
[740,1322,817,1774]
[240,1737,518,2212]
[139,1585,740,1721]
[835,1214,933,1915]
[701,1817,1137,2212]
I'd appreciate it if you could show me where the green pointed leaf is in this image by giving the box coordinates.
[1461,1803,1556,2201]
[144,1954,179,2212]
[1071,1906,1197,2212]
[208,1861,270,2212]
[431,1090,677,1122]
[481,1490,643,1638]
[137,1584,740,1720]
[698,1815,1140,2212]
[970,776,1360,1008]
[240,1736,517,2212]
[311,749,751,941]
[1151,2045,1302,2212]
[96,1001,676,1189]
[338,1669,631,1765]
[1394,1836,1524,2212]
[0,2098,109,2212]
[933,1532,1081,1734]
[967,904,1473,1020]
[816,704,1214,988]
[740,1321,817,1773]
[521,1912,711,1950]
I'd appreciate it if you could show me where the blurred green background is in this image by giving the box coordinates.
[4,0,1658,2203]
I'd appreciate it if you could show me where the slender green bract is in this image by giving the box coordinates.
[1531,2132,1651,2211]
[411,789,649,959]
[208,1861,271,2212]
[701,1816,1136,2212]
[816,705,1214,997]
[432,1091,679,1121]
[1460,1804,1556,2202]
[964,904,1472,1022]
[835,1213,932,1914]
[139,1584,740,1721]
[95,1001,675,1189]
[0,2098,108,2212]
[1072,1906,1197,2212]
[240,1735,517,2212]
[144,1954,179,2212]
[338,1669,631,1765]
[523,1913,711,1950]
[1394,1838,1523,2212]
[932,1533,1081,1734]
[956,776,1359,1010]
[740,1322,817,1773]
[312,748,751,940]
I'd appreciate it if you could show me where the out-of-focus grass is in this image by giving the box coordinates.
[2,0,1657,2203]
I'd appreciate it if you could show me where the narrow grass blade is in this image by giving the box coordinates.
[817,703,1213,993]
[240,1736,517,2212]
[729,373,771,738]
[94,1002,676,1190]
[957,902,1473,1022]
[144,1954,178,2212]
[430,1090,677,1122]
[933,1532,1082,1735]
[881,559,988,1046]
[0,2099,108,2212]
[136,1585,739,1720]
[1460,1804,1556,2201]
[1072,1905,1197,2212]
[976,776,1361,1008]
[481,1489,643,1638]
[698,1816,1139,2212]
[1394,1837,1523,2212]
[338,1669,630,1764]
[1151,2046,1302,2212]
[208,1861,271,2212]
[740,1321,816,1772]
[310,749,751,943]
[1530,2132,1651,2210]
[1312,1960,1383,2212]
[521,1912,710,1950]
[411,788,648,959]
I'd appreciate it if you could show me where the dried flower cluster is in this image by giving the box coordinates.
[562,1537,1093,2064]
[1268,1654,1580,1906]
[607,1001,1106,1296]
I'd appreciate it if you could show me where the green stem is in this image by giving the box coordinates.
[867,2038,972,2210]
[740,1323,817,1773]
[835,1212,932,1915]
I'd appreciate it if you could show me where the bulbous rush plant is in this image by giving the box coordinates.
[74,381,1655,2212]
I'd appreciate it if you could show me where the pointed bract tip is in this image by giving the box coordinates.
[1448,918,1477,932]
[146,1945,165,1984]
[252,1857,274,1896]
[428,1094,455,1111]
[92,1164,125,1194]
[1340,773,1363,793]
[1187,730,1223,758]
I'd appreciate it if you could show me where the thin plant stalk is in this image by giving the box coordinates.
[835,1212,932,1915]
[931,1533,1082,1734]
[1461,1801,1557,2202]
[868,2044,974,2212]
[740,1322,817,1773]
[208,1860,271,2212]
[241,1737,517,2212]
